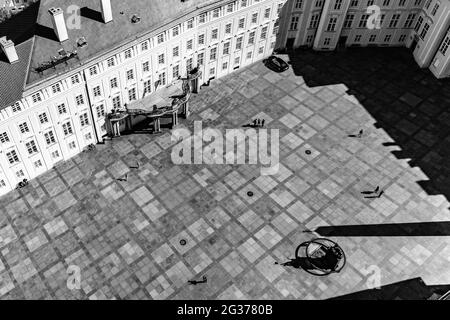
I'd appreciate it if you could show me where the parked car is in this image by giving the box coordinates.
[263,55,289,73]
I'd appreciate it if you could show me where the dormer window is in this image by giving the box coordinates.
[12,103,21,113]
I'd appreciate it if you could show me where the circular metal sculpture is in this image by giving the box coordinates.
[295,238,346,276]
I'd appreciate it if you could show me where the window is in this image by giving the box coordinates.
[89,66,98,76]
[45,131,56,145]
[236,37,243,50]
[198,34,205,45]
[222,62,228,70]
[157,34,164,44]
[247,51,252,59]
[6,150,19,165]
[128,88,137,101]
[51,150,60,159]
[34,160,43,169]
[359,14,369,28]
[290,16,299,30]
[261,26,268,39]
[16,170,25,178]
[62,122,73,136]
[124,49,132,59]
[210,47,217,60]
[19,122,30,134]
[199,13,207,24]
[241,0,247,8]
[76,95,84,106]
[310,14,320,28]
[389,14,400,28]
[106,58,116,68]
[110,78,118,89]
[11,103,21,113]
[57,103,67,115]
[210,67,215,76]
[248,31,256,45]
[172,26,179,37]
[187,39,193,50]
[127,69,135,81]
[420,23,430,39]
[344,14,354,28]
[52,83,61,94]
[369,34,377,42]
[80,113,90,127]
[324,38,331,45]
[85,133,92,141]
[384,34,392,42]
[327,17,337,31]
[223,42,231,55]
[141,42,149,51]
[439,35,450,55]
[112,96,121,109]
[295,0,303,9]
[198,53,205,66]
[39,112,49,124]
[158,72,166,86]
[415,16,423,32]
[264,8,271,18]
[144,80,152,94]
[32,93,42,104]
[431,3,440,16]
[234,56,240,65]
[158,53,165,65]
[355,34,362,42]
[26,140,38,155]
[334,0,343,9]
[0,180,6,188]
[68,141,76,150]
[173,65,180,78]
[212,28,218,40]
[142,61,150,73]
[186,58,193,73]
[238,18,245,29]
[404,13,416,28]
[0,132,10,144]
[96,104,105,118]
[173,46,180,58]
[71,75,80,84]
[187,19,194,29]
[258,46,264,54]
[93,86,101,97]
[251,13,258,24]
[213,8,220,18]
[227,3,234,13]
[225,23,232,34]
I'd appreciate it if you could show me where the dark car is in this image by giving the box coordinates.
[263,55,289,72]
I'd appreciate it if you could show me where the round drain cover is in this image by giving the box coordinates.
[305,150,312,155]
[180,239,187,246]
[247,191,254,197]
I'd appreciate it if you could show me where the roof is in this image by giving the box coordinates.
[0,0,222,109]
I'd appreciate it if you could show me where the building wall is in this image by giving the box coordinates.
[277,0,450,77]
[0,0,283,195]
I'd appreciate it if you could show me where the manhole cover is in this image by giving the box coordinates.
[247,191,254,197]
[180,239,187,246]
[305,150,312,155]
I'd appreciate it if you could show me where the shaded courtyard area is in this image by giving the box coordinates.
[0,48,449,299]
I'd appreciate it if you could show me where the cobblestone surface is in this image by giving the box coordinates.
[0,48,449,299]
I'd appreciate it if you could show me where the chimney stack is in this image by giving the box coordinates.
[0,37,19,64]
[48,7,68,42]
[100,0,113,23]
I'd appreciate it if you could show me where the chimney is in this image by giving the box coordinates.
[48,7,69,42]
[100,0,113,23]
[0,37,19,64]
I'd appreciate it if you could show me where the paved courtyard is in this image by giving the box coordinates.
[0,48,450,300]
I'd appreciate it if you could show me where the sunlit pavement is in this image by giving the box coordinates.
[0,48,449,299]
